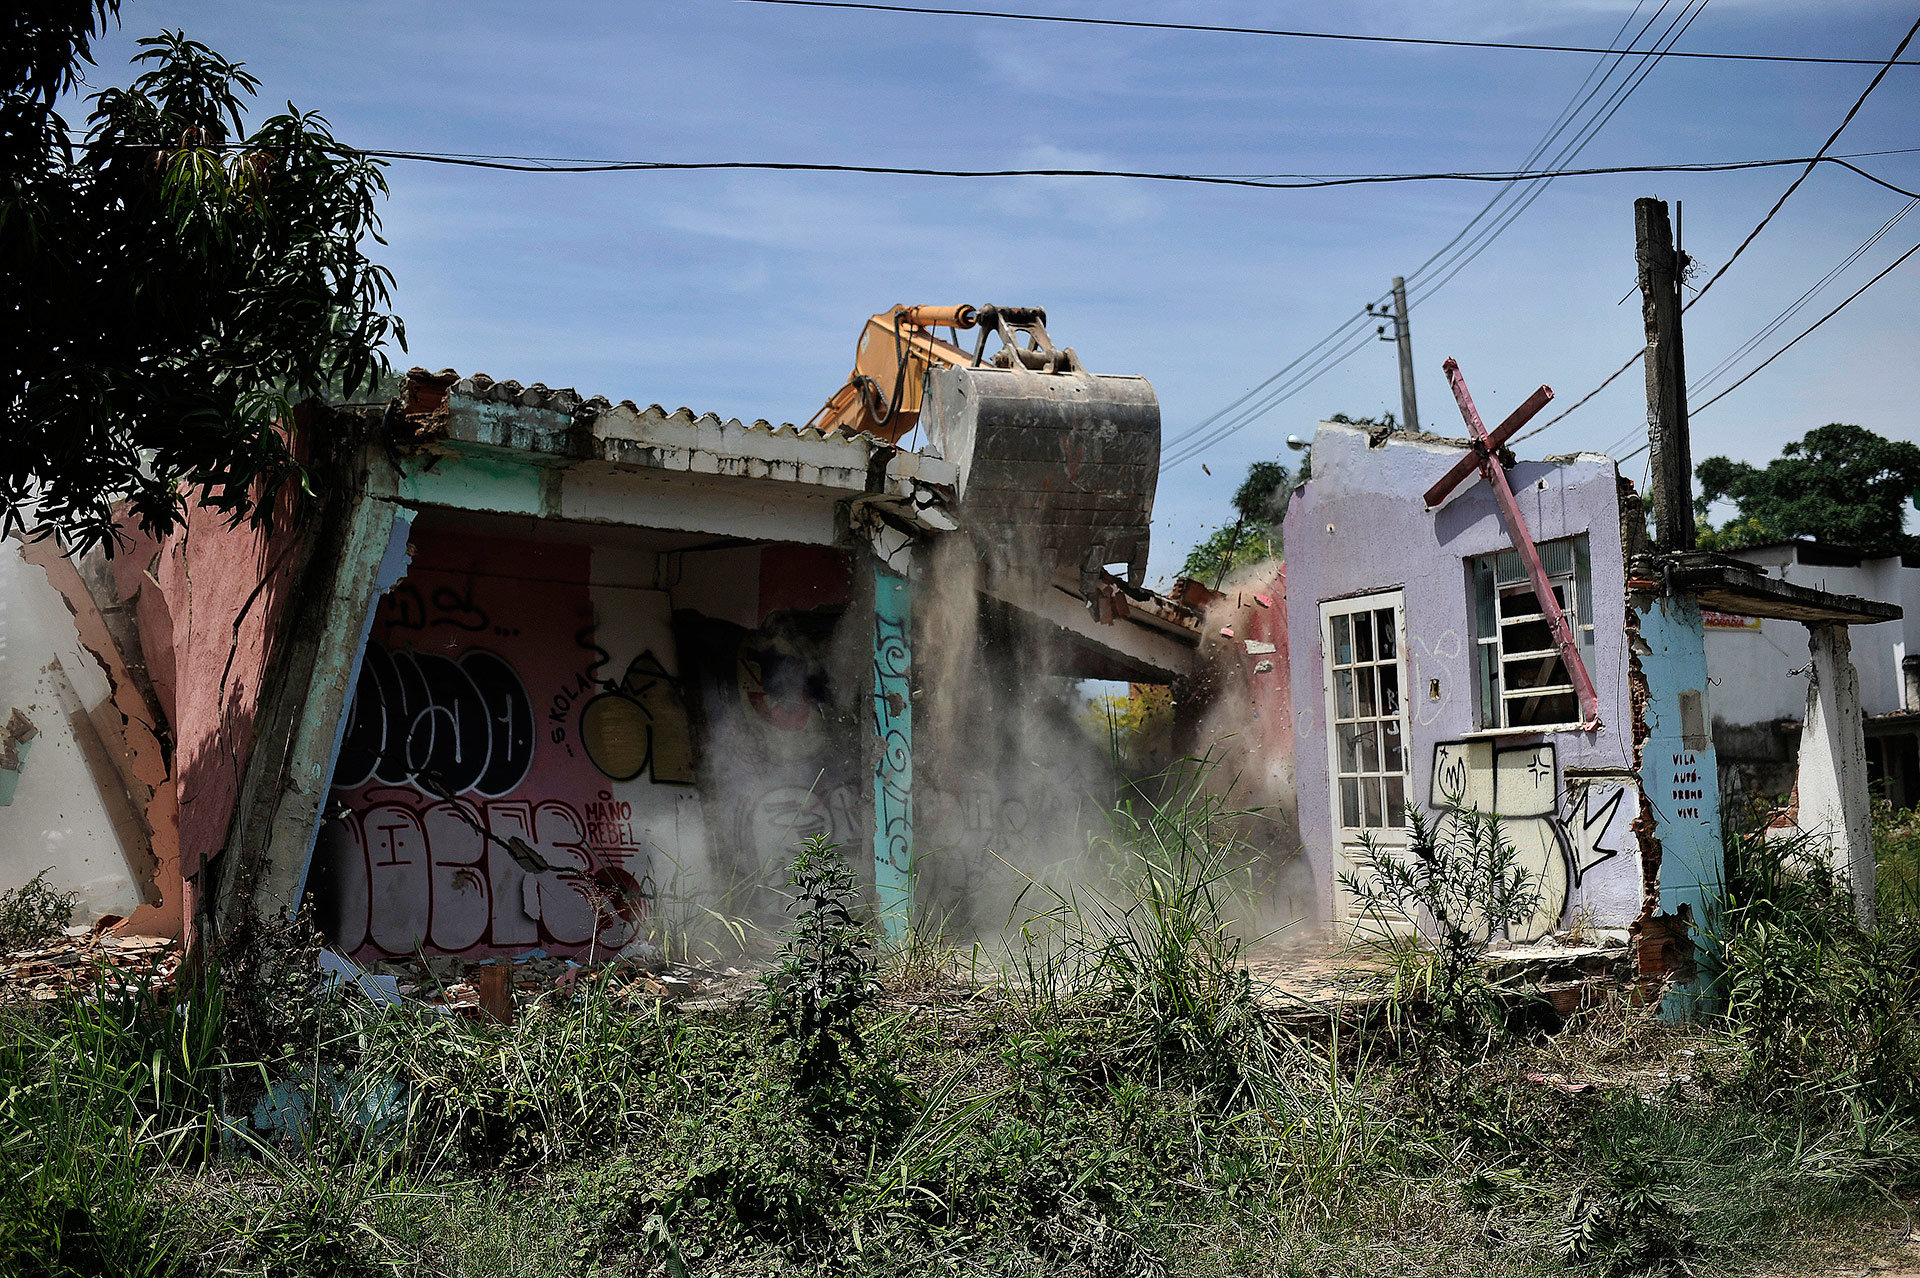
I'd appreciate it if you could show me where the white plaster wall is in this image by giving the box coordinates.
[0,545,147,922]
[586,565,712,891]
[1707,550,1918,727]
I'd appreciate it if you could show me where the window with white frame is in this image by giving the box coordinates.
[1320,592,1410,833]
[1470,535,1594,729]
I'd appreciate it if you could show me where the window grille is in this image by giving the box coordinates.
[1470,536,1593,729]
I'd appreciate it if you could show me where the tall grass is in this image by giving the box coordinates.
[1003,756,1298,1109]
[0,958,225,1276]
[1711,810,1920,1115]
[12,790,1920,1276]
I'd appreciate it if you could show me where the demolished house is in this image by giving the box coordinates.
[3,309,1202,962]
[1268,391,1900,969]
[4,305,1902,1013]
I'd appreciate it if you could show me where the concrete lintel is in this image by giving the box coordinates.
[981,573,1198,684]
[387,442,964,551]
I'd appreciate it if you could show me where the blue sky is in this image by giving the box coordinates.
[76,1,1920,583]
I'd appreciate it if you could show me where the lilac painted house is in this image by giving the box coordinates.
[1281,421,1642,941]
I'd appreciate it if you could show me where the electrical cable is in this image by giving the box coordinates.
[1164,2,1692,466]
[1515,11,1920,444]
[738,0,1920,66]
[1163,0,1714,468]
[1689,238,1920,415]
[355,148,1920,194]
[1406,0,1713,311]
[1685,13,1920,307]
[1689,197,1916,396]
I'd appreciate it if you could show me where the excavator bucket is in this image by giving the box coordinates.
[920,307,1159,589]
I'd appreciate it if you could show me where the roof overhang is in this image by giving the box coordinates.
[377,369,959,546]
[1662,551,1903,625]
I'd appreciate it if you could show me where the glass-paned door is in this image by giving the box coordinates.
[1320,591,1411,925]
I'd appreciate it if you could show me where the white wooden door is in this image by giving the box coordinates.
[1319,591,1413,929]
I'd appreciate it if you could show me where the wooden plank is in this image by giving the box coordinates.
[1422,383,1555,508]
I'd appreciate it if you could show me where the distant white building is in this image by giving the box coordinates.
[1705,540,1920,809]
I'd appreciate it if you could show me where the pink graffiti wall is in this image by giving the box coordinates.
[313,528,707,960]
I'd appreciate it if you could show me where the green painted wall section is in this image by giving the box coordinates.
[396,449,548,515]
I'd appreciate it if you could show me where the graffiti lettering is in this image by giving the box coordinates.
[334,644,535,797]
[1669,751,1704,819]
[382,579,491,634]
[318,796,647,956]
[579,652,696,785]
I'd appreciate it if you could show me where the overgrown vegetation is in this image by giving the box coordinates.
[5,3,406,554]
[1713,818,1920,1116]
[1178,458,1299,585]
[7,781,1920,1276]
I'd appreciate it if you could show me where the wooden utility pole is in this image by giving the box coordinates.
[1391,276,1419,431]
[1635,197,1695,551]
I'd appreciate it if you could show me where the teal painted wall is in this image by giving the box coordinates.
[1634,593,1724,1018]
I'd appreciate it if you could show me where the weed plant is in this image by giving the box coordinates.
[10,791,1920,1275]
[766,834,879,1101]
[1340,801,1541,1058]
[0,869,76,952]
[1713,814,1920,1116]
[1005,759,1299,1112]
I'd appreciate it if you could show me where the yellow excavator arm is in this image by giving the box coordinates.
[806,304,981,444]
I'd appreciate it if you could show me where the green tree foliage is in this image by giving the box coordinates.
[1179,457,1299,585]
[1695,423,1920,556]
[4,4,405,555]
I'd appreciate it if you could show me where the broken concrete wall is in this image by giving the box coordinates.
[1282,423,1640,939]
[1705,543,1918,803]
[1173,568,1307,918]
[111,488,311,893]
[0,538,168,925]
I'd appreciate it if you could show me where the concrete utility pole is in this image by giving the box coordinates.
[1391,277,1419,432]
[1635,197,1695,551]
[1367,279,1420,431]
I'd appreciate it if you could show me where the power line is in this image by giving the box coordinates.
[1406,0,1713,312]
[1517,353,1644,443]
[1521,195,1918,449]
[739,0,1920,67]
[1163,0,1709,469]
[1163,1,1692,466]
[1689,198,1917,396]
[1685,13,1920,307]
[1514,12,1920,443]
[1690,238,1920,416]
[355,148,1920,196]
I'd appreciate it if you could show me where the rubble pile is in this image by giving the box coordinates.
[0,921,178,1006]
[328,949,765,1019]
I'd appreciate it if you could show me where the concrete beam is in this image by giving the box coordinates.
[217,483,411,932]
[980,572,1198,684]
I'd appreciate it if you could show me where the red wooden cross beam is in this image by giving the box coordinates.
[1425,357,1601,728]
